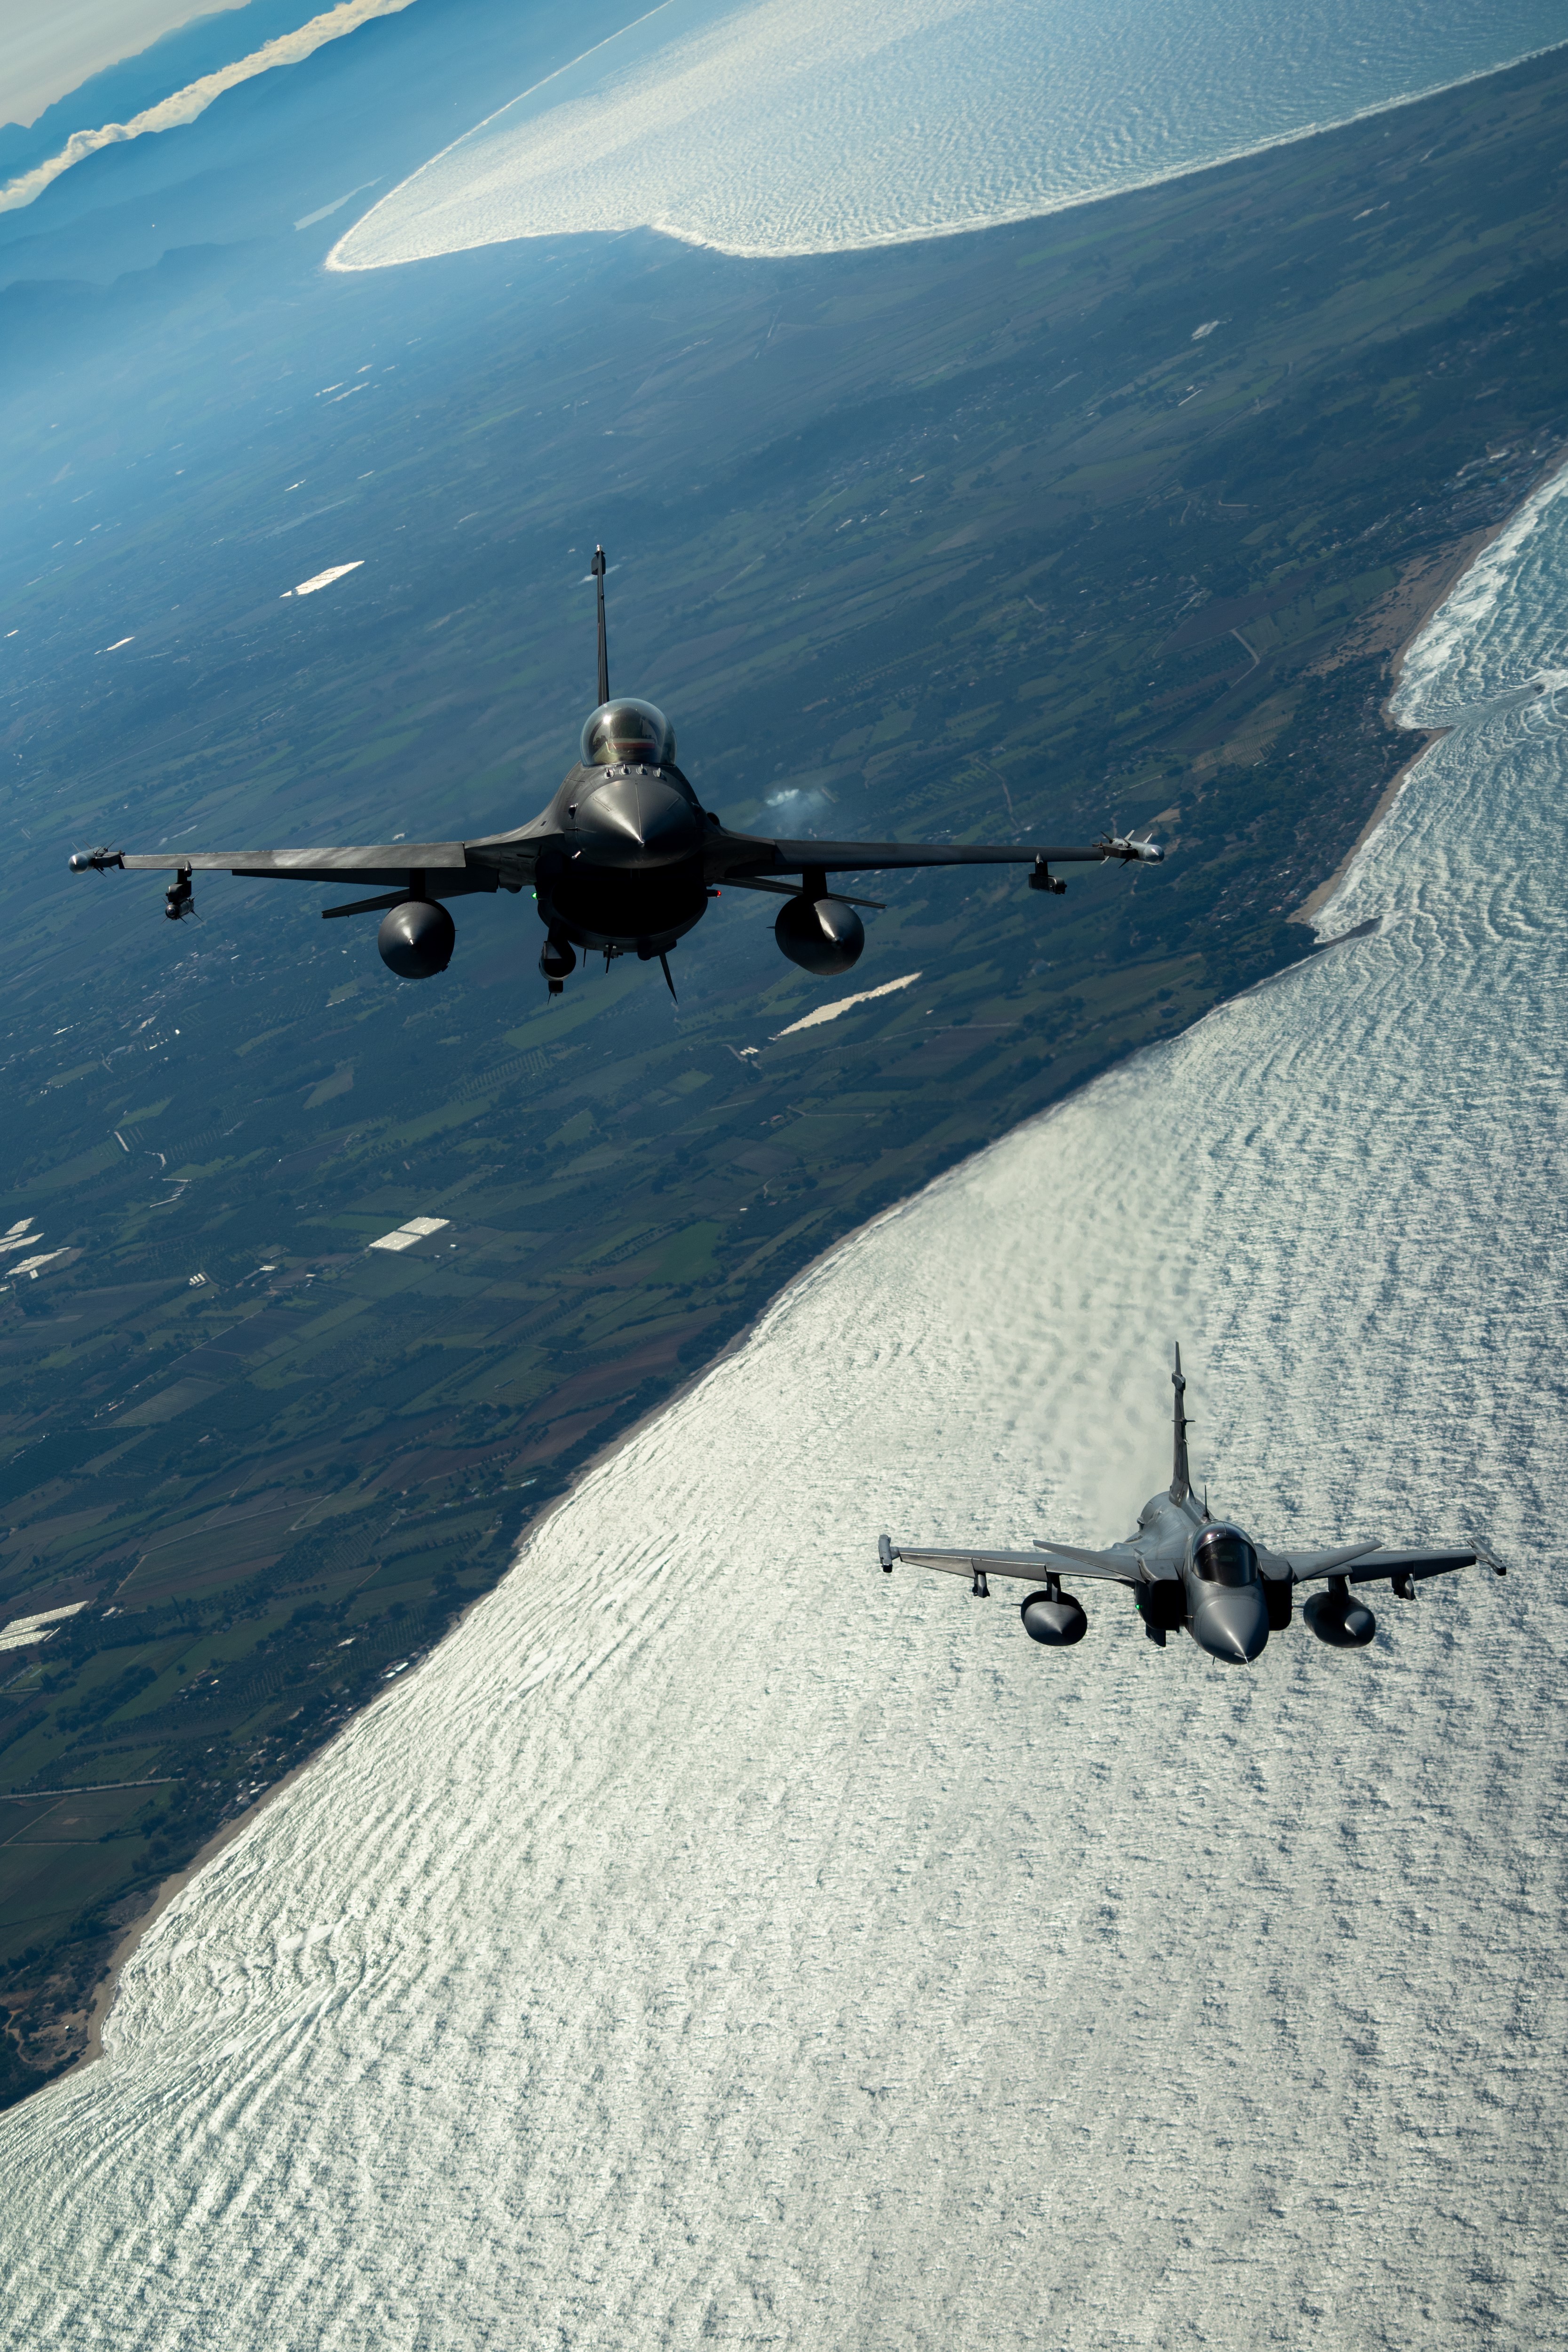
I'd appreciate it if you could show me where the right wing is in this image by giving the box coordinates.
[880,1536,1141,1587]
[113,844,475,884]
[72,825,556,905]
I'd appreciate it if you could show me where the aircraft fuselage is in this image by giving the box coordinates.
[535,756,715,961]
[1114,1491,1275,1662]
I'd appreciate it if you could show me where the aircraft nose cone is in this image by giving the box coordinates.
[573,773,700,869]
[1194,1589,1269,1664]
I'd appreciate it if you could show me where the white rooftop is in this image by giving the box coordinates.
[0,1599,87,1653]
[367,1216,450,1254]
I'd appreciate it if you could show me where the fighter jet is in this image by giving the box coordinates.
[878,1346,1505,1661]
[70,547,1162,1000]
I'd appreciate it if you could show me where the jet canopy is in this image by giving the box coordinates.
[1191,1526,1259,1587]
[580,698,674,770]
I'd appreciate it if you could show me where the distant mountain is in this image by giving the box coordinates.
[0,0,630,323]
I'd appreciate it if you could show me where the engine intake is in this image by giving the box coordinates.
[775,894,864,976]
[378,898,454,979]
[1020,1586,1088,1647]
[1138,1578,1185,1633]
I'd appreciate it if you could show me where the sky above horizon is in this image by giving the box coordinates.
[2,0,249,128]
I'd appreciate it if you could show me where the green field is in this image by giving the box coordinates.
[2,47,1566,2102]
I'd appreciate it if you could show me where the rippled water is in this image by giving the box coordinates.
[3,483,1566,2343]
[332,0,1568,267]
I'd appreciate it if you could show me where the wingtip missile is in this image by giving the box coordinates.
[69,846,123,873]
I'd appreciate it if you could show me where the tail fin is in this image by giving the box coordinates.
[591,545,610,705]
[1170,1343,1193,1504]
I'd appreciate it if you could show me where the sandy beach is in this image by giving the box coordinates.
[1294,470,1563,927]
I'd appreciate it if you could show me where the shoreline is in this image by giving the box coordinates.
[59,1297,776,2096]
[329,37,1568,274]
[1291,527,1488,929]
[55,508,1519,2094]
[35,183,1568,2117]
[1293,455,1564,928]
[1292,725,1449,929]
[70,1747,321,2077]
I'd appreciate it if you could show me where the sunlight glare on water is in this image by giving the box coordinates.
[332,0,1568,267]
[2,501,1567,2345]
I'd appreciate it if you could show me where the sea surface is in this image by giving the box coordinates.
[333,0,1568,266]
[1,426,1564,2348]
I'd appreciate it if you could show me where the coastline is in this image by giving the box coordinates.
[58,1293,780,2096]
[58,489,1541,2097]
[330,35,1568,273]
[19,48,1568,2119]
[69,1749,320,2079]
[1293,724,1449,929]
[1292,476,1559,929]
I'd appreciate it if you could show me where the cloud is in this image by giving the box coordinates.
[0,0,418,216]
[764,786,831,826]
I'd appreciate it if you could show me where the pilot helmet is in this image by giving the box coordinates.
[1191,1524,1259,1587]
[580,698,673,769]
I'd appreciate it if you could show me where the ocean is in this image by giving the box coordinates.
[1,345,1563,2352]
[333,0,1568,267]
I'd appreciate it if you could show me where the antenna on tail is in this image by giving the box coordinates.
[1170,1343,1194,1504]
[591,545,610,706]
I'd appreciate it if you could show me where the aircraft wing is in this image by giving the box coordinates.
[1269,1542,1502,1588]
[112,844,473,882]
[880,1537,1141,1587]
[1258,1541,1381,1581]
[720,832,1158,879]
[70,838,545,901]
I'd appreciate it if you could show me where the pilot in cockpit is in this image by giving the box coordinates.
[1191,1526,1259,1586]
[580,699,674,770]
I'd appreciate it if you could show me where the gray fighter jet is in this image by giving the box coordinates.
[70,547,1162,1000]
[879,1346,1505,1661]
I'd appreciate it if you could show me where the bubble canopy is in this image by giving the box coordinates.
[1192,1526,1259,1587]
[580,699,674,769]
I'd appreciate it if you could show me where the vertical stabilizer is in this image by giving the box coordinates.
[591,546,610,706]
[1170,1343,1192,1504]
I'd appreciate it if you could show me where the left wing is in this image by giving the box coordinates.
[1268,1542,1504,1589]
[717,830,1162,881]
[880,1536,1141,1587]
